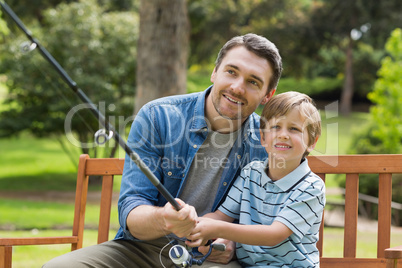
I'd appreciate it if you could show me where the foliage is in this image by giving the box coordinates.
[187,0,402,109]
[0,0,138,157]
[276,77,342,98]
[0,8,10,40]
[349,28,402,155]
[343,28,402,225]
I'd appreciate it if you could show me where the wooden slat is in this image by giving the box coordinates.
[308,155,402,174]
[385,246,402,259]
[321,257,387,267]
[377,173,392,258]
[98,175,114,244]
[343,173,359,258]
[1,245,12,268]
[85,158,124,176]
[71,154,90,251]
[0,237,78,246]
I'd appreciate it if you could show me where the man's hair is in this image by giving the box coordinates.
[260,91,321,156]
[215,33,283,94]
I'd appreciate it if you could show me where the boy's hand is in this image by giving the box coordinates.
[186,217,216,247]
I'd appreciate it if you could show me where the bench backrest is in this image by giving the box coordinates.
[308,154,402,267]
[75,154,402,267]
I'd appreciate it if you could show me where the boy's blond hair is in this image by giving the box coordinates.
[260,91,321,157]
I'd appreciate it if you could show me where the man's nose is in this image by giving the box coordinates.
[230,77,246,95]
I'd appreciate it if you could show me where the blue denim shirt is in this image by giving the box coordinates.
[115,87,268,240]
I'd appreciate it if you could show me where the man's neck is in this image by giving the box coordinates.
[205,93,245,133]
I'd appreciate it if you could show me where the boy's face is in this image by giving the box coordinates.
[209,46,275,123]
[260,109,317,169]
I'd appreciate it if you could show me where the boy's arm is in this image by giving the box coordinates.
[202,210,234,222]
[187,219,292,248]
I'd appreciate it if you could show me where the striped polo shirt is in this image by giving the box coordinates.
[219,158,326,267]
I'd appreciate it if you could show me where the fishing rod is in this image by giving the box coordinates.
[1,3,226,265]
[0,0,181,212]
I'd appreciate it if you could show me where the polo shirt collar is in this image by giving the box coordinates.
[261,158,311,192]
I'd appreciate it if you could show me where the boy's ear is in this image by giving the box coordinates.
[259,129,266,146]
[261,89,276,105]
[306,136,319,153]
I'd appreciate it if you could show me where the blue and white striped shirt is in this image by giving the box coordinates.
[219,158,326,267]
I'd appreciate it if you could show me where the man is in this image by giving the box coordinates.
[44,33,282,268]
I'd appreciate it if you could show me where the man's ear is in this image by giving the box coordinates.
[261,88,276,105]
[210,67,217,83]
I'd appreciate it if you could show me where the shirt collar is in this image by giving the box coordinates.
[261,158,311,191]
[189,86,211,132]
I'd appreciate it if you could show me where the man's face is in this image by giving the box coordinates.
[209,46,275,122]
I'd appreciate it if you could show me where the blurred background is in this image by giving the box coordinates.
[0,0,401,266]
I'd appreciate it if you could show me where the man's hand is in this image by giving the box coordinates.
[162,198,197,238]
[198,238,236,264]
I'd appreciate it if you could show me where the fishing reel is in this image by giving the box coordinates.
[169,240,226,268]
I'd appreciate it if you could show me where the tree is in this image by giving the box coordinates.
[309,0,402,115]
[134,0,189,114]
[0,0,138,158]
[346,28,402,225]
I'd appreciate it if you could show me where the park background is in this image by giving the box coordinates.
[0,0,401,267]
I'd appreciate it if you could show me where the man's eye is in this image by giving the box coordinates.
[249,80,258,86]
[228,70,235,75]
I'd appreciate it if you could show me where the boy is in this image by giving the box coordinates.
[187,91,326,267]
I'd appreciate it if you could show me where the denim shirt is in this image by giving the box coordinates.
[115,87,268,240]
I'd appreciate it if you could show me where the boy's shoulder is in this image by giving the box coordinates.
[243,160,266,171]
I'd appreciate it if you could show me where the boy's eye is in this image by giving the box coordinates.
[290,127,301,132]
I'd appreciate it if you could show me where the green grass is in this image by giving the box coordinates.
[0,132,123,191]
[0,229,118,268]
[0,198,119,230]
[322,227,402,258]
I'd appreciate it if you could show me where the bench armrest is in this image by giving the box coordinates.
[385,245,402,259]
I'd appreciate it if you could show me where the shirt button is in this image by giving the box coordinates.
[237,155,241,159]
[223,182,227,186]
[167,171,172,176]
[193,145,198,149]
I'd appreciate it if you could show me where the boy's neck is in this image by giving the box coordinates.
[266,157,301,181]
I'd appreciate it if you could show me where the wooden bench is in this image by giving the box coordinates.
[1,154,402,267]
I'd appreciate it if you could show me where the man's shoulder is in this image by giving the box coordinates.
[145,91,204,109]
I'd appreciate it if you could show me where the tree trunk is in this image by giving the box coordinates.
[340,37,354,116]
[135,0,190,114]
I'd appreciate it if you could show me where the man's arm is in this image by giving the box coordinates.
[126,199,197,240]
